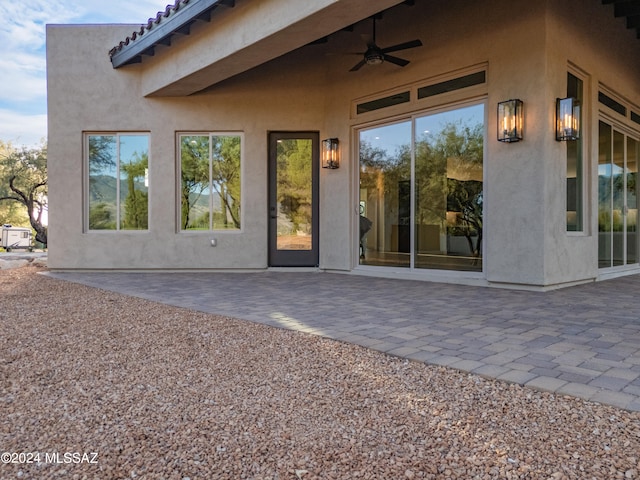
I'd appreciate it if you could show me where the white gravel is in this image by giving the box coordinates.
[0,253,47,271]
[1,266,640,479]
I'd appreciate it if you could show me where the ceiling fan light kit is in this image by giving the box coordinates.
[365,49,385,65]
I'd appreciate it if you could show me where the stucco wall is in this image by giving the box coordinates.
[47,25,331,270]
[46,0,640,288]
[541,0,640,287]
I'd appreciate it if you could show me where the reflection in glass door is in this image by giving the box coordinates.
[598,121,639,268]
[359,121,412,268]
[268,132,319,267]
[358,103,484,272]
[414,107,484,271]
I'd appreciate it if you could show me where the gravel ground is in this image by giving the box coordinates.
[1,266,640,480]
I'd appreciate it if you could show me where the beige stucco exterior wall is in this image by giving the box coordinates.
[541,0,640,287]
[46,0,640,288]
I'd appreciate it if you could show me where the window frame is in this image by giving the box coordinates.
[355,98,487,273]
[566,66,590,235]
[84,132,150,232]
[351,63,487,121]
[177,131,244,233]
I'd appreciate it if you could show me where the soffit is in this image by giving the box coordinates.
[110,0,407,97]
[108,0,639,97]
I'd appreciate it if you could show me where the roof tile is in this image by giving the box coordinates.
[108,0,185,58]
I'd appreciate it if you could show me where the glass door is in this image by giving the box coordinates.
[598,121,639,268]
[358,103,484,272]
[359,121,412,268]
[268,132,319,267]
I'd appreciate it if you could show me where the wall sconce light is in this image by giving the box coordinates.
[556,97,580,141]
[321,138,340,169]
[497,99,524,143]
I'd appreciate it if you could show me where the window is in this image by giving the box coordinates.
[179,133,242,231]
[417,71,486,100]
[599,92,627,117]
[359,103,484,272]
[357,92,410,114]
[87,133,149,230]
[566,72,584,232]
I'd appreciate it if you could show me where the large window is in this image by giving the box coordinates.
[179,133,242,231]
[359,103,484,272]
[87,133,149,231]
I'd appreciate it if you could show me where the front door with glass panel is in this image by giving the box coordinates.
[358,103,484,272]
[268,132,319,267]
[598,120,639,268]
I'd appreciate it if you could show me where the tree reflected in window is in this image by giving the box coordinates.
[359,103,484,271]
[180,134,242,231]
[87,134,148,230]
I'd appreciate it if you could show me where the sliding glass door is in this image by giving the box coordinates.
[359,103,484,272]
[598,120,639,268]
[359,121,412,267]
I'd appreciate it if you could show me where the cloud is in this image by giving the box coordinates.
[0,0,74,111]
[0,54,46,105]
[0,0,72,49]
[0,0,167,144]
[0,109,47,148]
[75,1,171,24]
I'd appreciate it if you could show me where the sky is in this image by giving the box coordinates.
[0,0,167,148]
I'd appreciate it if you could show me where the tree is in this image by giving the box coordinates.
[275,139,313,233]
[211,135,241,229]
[180,135,241,230]
[359,116,483,264]
[121,152,149,230]
[416,121,484,258]
[0,141,48,245]
[180,136,211,229]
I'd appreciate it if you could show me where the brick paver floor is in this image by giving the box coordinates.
[47,271,640,411]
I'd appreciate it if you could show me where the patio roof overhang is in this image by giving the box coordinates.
[108,0,639,97]
[108,0,408,97]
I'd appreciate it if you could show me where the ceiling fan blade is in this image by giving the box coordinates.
[381,39,422,53]
[383,54,410,67]
[326,51,366,56]
[349,59,368,72]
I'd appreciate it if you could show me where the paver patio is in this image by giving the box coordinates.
[47,270,640,412]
